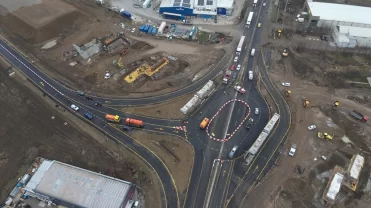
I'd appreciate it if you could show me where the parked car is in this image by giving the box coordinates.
[71,104,79,111]
[229,145,239,158]
[308,124,317,130]
[236,64,241,71]
[234,56,238,62]
[254,108,259,115]
[289,144,297,156]
[230,64,236,71]
[232,72,237,79]
[282,82,291,87]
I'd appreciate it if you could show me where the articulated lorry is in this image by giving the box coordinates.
[350,111,368,122]
[105,114,121,123]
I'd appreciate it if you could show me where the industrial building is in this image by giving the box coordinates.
[333,25,371,48]
[4,158,138,208]
[303,0,371,28]
[159,0,234,19]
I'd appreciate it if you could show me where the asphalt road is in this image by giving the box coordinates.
[0,0,290,207]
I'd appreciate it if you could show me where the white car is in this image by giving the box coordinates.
[104,72,111,79]
[236,64,241,71]
[308,125,317,130]
[229,145,238,158]
[71,104,79,111]
[263,3,266,6]
[234,56,238,62]
[234,86,246,94]
[282,82,291,87]
[131,28,136,33]
[254,108,259,115]
[289,144,297,156]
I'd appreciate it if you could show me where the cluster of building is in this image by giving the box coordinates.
[159,0,234,20]
[322,154,365,205]
[3,158,139,208]
[302,0,371,48]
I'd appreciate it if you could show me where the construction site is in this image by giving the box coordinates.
[242,45,371,208]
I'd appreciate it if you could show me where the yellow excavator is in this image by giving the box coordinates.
[318,132,333,140]
[285,89,291,97]
[303,98,310,108]
[113,56,124,68]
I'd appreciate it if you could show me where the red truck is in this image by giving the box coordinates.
[125,118,144,127]
[350,111,368,122]
[222,70,232,84]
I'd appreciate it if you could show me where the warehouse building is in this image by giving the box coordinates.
[159,0,234,19]
[22,159,137,208]
[333,25,371,48]
[303,0,371,28]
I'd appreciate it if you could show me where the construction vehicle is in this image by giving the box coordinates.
[277,29,282,38]
[105,114,121,123]
[285,90,291,97]
[350,110,368,123]
[282,49,289,57]
[222,70,232,84]
[200,118,210,129]
[317,132,333,140]
[303,98,310,108]
[333,101,339,108]
[125,118,144,127]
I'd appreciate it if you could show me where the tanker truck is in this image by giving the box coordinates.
[125,118,144,127]
[105,114,121,123]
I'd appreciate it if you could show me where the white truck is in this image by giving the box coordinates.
[288,144,297,156]
[248,71,253,80]
[246,12,254,28]
[223,70,232,84]
[253,0,258,6]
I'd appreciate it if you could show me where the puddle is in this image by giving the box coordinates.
[41,39,57,49]
[341,135,353,144]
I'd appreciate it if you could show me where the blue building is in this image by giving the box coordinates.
[159,0,195,18]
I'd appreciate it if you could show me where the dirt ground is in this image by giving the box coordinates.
[124,93,194,119]
[243,48,371,208]
[0,0,227,98]
[0,59,161,207]
[131,131,194,204]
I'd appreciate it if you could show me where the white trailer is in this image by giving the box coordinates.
[196,80,215,99]
[253,0,258,6]
[180,95,201,114]
[263,113,280,134]
[246,12,254,28]
[236,36,245,53]
[158,21,166,34]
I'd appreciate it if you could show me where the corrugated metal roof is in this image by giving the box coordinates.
[338,26,371,38]
[308,2,371,25]
[350,154,364,180]
[24,160,132,208]
[326,172,344,200]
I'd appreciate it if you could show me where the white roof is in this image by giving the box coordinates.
[349,154,364,180]
[326,172,344,200]
[195,0,216,7]
[24,160,132,208]
[217,0,233,8]
[338,26,371,38]
[308,2,371,25]
[160,0,194,8]
[337,34,350,43]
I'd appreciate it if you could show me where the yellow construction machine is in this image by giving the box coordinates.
[285,89,291,97]
[333,101,339,108]
[317,132,333,140]
[277,29,282,38]
[303,98,310,108]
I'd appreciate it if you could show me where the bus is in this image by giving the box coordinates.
[246,12,254,28]
[236,36,246,54]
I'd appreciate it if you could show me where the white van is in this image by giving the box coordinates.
[248,71,253,80]
[251,48,255,56]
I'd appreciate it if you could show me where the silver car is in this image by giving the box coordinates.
[254,108,259,115]
[229,145,238,158]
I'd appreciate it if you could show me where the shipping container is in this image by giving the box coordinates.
[147,26,153,33]
[144,25,149,32]
[151,27,157,35]
[139,25,145,32]
[125,118,144,127]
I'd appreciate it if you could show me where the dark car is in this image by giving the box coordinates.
[123,125,132,131]
[76,91,85,96]
[246,118,254,129]
[94,102,102,106]
[85,96,93,101]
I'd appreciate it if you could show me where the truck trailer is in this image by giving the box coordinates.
[125,118,144,127]
[105,114,121,123]
[223,70,232,84]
